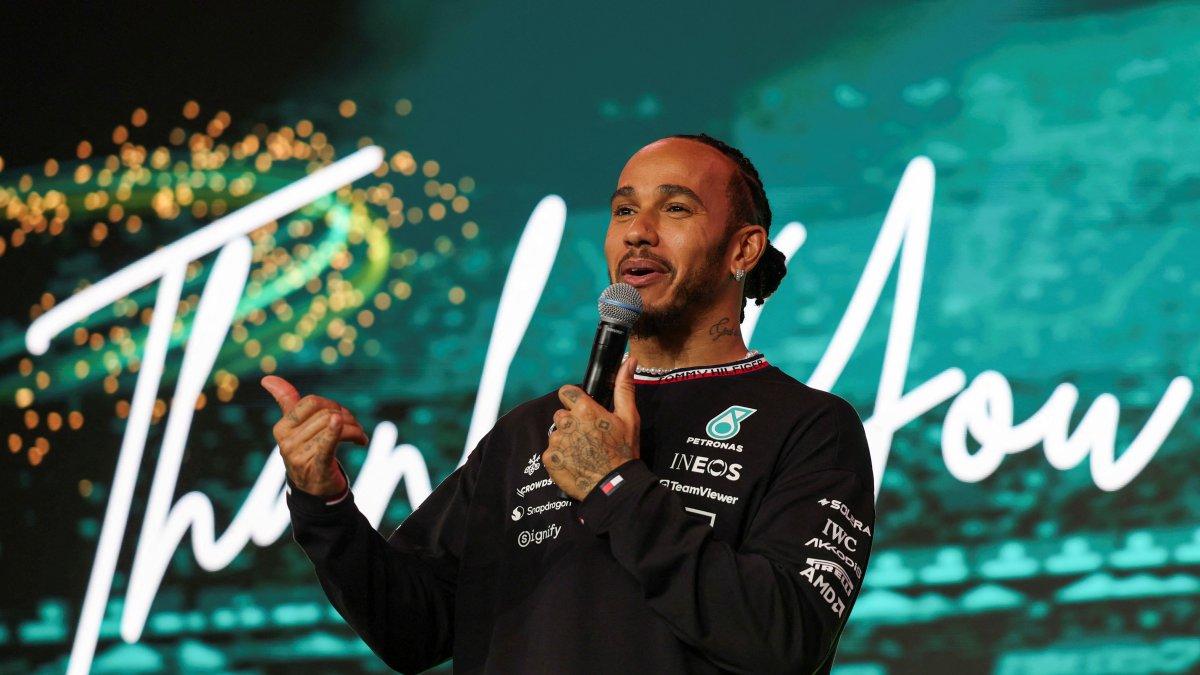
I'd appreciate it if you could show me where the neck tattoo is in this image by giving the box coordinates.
[630,350,760,376]
[708,317,740,342]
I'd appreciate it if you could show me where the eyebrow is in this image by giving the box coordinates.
[610,184,706,208]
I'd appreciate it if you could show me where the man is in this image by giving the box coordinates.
[263,135,874,674]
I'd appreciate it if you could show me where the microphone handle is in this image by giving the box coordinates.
[581,320,630,410]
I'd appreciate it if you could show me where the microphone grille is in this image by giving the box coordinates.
[597,283,643,328]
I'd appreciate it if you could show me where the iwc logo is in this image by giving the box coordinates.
[706,405,757,440]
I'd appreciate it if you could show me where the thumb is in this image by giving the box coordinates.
[261,375,301,414]
[613,357,639,428]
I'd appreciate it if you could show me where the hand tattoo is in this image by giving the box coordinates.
[566,427,608,474]
[547,411,630,491]
[545,388,639,499]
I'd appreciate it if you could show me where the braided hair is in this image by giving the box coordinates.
[671,133,787,322]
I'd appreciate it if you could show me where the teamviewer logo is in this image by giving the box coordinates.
[706,406,756,440]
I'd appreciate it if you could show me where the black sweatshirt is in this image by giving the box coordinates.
[288,355,875,674]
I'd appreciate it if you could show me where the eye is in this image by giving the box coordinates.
[664,202,692,215]
[612,204,636,217]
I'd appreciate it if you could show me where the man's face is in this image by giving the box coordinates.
[606,138,737,337]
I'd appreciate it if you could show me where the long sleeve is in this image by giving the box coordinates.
[287,442,484,674]
[576,396,874,674]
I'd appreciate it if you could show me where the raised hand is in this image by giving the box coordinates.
[262,375,369,498]
[543,357,641,500]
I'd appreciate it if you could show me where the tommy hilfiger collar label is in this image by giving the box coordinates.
[632,354,769,384]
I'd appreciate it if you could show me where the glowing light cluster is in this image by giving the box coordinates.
[2,98,478,470]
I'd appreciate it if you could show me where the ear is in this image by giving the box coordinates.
[729,224,767,275]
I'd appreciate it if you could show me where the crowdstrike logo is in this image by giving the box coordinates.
[706,405,756,440]
[516,477,554,498]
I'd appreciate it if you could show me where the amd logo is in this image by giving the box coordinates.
[669,453,742,481]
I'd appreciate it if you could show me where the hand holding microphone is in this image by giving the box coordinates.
[582,283,643,410]
[543,284,644,500]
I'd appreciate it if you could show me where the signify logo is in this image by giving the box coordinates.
[517,524,561,548]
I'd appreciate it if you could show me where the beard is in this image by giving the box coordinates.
[629,239,729,341]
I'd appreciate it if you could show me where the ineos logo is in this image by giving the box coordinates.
[670,452,742,481]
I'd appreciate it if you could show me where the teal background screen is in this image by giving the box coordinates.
[1,2,1198,673]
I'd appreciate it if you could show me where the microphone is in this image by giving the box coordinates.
[582,283,643,410]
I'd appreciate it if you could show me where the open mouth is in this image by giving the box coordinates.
[619,258,668,288]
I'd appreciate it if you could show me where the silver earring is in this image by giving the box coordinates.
[734,269,746,282]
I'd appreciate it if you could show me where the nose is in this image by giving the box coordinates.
[621,210,659,248]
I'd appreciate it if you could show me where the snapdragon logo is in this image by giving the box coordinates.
[706,406,756,440]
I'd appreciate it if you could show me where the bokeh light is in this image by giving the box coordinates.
[1,101,481,470]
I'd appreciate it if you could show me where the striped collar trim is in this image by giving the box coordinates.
[633,354,769,384]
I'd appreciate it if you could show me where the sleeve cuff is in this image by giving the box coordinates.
[285,463,355,517]
[576,459,659,534]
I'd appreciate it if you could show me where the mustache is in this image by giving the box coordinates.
[617,249,672,270]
